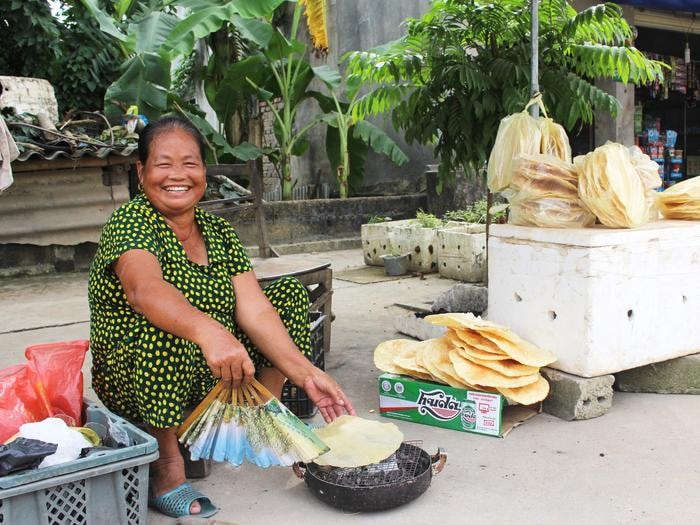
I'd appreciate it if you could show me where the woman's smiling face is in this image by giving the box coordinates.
[137,127,206,217]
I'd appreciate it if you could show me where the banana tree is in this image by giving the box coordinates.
[81,0,289,133]
[80,0,178,120]
[312,71,409,198]
[231,3,336,199]
[83,0,332,196]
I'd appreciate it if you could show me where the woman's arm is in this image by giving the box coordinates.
[114,249,255,386]
[232,271,355,421]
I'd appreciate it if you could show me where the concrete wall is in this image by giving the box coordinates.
[294,0,435,196]
[1,193,427,276]
[0,156,134,276]
[1,157,133,246]
[211,193,426,247]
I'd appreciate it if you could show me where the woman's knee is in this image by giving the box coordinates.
[264,276,309,306]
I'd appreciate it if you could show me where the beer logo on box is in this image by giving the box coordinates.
[416,389,462,421]
[461,403,476,430]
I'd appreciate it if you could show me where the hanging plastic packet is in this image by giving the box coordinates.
[574,143,648,228]
[487,95,543,192]
[540,116,572,163]
[508,154,595,228]
[628,145,663,220]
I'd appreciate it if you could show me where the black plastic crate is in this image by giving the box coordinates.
[281,311,325,418]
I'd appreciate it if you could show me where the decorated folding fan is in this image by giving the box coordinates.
[177,378,329,468]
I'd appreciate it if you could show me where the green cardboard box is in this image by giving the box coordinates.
[378,373,539,438]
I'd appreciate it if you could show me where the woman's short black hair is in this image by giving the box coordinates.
[137,116,206,164]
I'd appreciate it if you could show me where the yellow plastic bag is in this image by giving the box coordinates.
[574,143,648,228]
[540,118,572,163]
[508,154,595,228]
[628,146,662,190]
[487,97,543,192]
[510,154,579,198]
[657,176,700,220]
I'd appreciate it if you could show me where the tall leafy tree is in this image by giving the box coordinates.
[345,0,667,189]
[0,0,61,81]
[53,2,122,112]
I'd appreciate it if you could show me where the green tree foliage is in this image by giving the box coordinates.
[0,0,61,81]
[345,0,667,188]
[0,1,121,115]
[53,2,122,112]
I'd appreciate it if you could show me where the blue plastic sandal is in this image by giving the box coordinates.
[148,482,218,518]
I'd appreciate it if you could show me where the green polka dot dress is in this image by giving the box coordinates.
[88,194,311,428]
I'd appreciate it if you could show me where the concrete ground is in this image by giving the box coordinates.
[1,248,698,525]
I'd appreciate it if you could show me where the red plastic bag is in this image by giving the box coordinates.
[0,365,47,443]
[25,340,89,428]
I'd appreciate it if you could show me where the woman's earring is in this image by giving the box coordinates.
[137,181,143,192]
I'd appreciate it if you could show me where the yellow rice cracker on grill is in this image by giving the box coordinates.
[313,416,404,467]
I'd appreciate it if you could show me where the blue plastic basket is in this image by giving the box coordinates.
[0,401,158,524]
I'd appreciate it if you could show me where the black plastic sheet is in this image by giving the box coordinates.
[0,438,57,476]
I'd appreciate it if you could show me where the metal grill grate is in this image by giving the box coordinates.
[45,479,87,525]
[309,441,427,488]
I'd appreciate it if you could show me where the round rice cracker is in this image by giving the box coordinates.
[448,349,540,388]
[418,338,471,388]
[421,341,498,393]
[313,416,404,467]
[465,355,539,377]
[427,312,556,367]
[426,312,504,331]
[374,339,421,374]
[451,329,511,360]
[497,376,550,405]
[444,330,510,361]
[477,329,556,367]
[392,343,434,381]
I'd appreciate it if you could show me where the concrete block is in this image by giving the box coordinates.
[541,367,615,421]
[431,283,488,315]
[614,353,700,394]
[394,312,446,341]
[390,223,439,273]
[437,225,486,282]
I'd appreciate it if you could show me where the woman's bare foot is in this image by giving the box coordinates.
[149,427,201,515]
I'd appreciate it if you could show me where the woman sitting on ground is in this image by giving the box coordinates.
[88,117,355,518]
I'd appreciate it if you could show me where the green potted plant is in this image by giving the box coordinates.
[389,210,445,274]
[380,247,410,277]
[437,199,507,282]
[361,215,414,267]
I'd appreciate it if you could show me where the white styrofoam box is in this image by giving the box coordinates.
[361,219,414,266]
[390,223,440,273]
[488,221,700,377]
[437,223,487,282]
